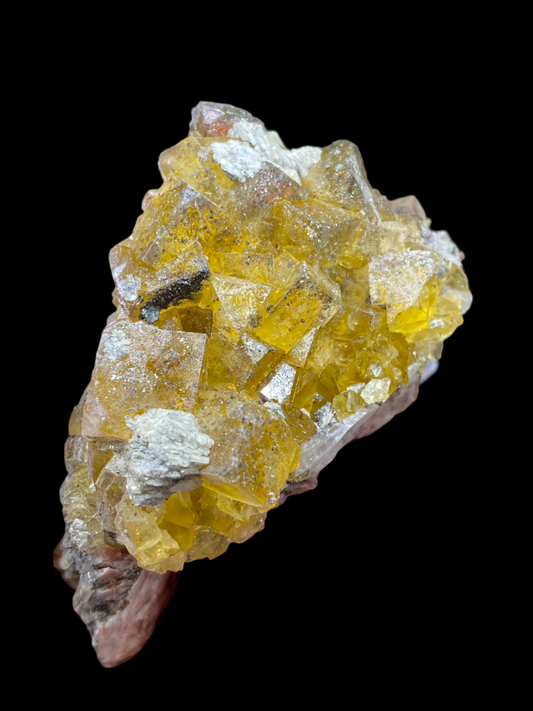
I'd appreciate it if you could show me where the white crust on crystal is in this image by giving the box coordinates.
[241,334,270,364]
[104,330,132,360]
[228,119,321,184]
[260,362,297,403]
[115,273,141,304]
[210,140,266,182]
[313,402,336,430]
[211,118,322,185]
[107,409,214,506]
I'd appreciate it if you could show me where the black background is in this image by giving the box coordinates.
[23,49,506,696]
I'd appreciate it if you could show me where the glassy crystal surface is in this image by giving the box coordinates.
[56,101,472,666]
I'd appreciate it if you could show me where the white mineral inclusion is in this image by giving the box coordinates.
[109,409,214,506]
[117,273,141,304]
[210,118,322,185]
[104,330,132,360]
[314,402,336,430]
[229,119,322,183]
[210,140,266,182]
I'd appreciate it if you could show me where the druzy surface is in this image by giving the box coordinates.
[56,102,472,666]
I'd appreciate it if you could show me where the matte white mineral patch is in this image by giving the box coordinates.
[228,119,321,184]
[108,409,214,506]
[104,330,132,360]
[210,140,265,182]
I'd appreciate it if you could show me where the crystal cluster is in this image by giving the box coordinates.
[56,102,472,665]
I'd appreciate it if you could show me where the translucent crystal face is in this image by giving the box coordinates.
[61,101,472,577]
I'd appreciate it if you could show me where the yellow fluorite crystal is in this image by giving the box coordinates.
[82,321,208,440]
[60,101,472,579]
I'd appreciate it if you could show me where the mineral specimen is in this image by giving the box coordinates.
[56,101,472,666]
